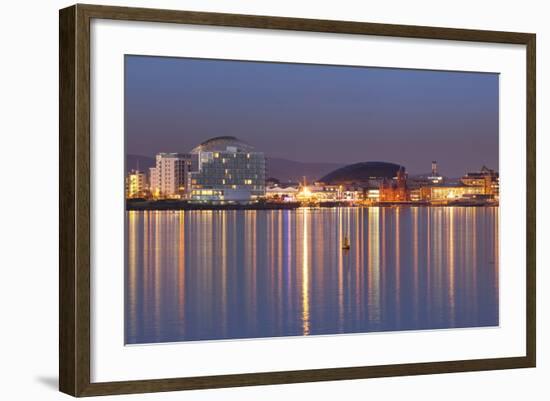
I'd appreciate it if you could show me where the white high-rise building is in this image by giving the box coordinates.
[149,153,195,198]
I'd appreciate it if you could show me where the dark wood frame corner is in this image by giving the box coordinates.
[59,3,536,397]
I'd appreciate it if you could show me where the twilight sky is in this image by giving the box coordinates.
[125,55,499,177]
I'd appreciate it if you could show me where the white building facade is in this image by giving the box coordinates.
[149,153,195,198]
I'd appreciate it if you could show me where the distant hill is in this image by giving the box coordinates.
[126,154,155,173]
[266,158,344,184]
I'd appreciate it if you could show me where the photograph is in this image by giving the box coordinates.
[123,55,500,345]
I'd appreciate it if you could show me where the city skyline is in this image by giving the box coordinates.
[125,55,499,177]
[124,55,501,344]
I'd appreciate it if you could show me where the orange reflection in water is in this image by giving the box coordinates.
[395,207,401,322]
[142,211,149,338]
[412,207,419,324]
[220,211,227,335]
[448,208,456,326]
[354,208,361,322]
[277,212,283,331]
[337,208,344,331]
[128,211,137,339]
[471,208,478,320]
[154,211,161,340]
[367,207,381,324]
[245,211,257,331]
[494,208,500,310]
[301,209,311,335]
[177,211,185,337]
[426,208,431,319]
[126,207,500,344]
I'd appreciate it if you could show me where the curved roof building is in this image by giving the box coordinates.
[191,136,254,153]
[320,161,404,185]
[189,136,265,203]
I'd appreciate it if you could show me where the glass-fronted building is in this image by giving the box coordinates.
[189,136,265,203]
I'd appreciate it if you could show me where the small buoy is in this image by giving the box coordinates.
[342,236,351,250]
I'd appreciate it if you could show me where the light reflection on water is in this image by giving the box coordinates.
[125,207,499,344]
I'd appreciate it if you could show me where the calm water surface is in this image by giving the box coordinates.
[125,207,499,344]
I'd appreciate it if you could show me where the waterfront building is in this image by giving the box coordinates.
[420,185,485,202]
[189,136,265,203]
[318,161,406,203]
[379,167,409,202]
[149,153,195,199]
[296,184,344,203]
[409,188,422,202]
[312,184,343,202]
[125,169,147,198]
[367,188,380,201]
[265,185,299,202]
[320,161,404,188]
[461,165,499,196]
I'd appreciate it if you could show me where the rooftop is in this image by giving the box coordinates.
[191,136,255,153]
[320,161,405,184]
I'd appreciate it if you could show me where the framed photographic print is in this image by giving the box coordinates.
[59,4,536,397]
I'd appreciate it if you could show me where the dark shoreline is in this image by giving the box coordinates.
[126,199,498,211]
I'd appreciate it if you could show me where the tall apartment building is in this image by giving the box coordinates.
[189,136,265,203]
[149,153,195,198]
[125,169,147,198]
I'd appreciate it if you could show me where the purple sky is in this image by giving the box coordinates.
[125,55,499,177]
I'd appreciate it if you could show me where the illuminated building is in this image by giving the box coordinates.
[125,169,146,198]
[189,136,265,203]
[149,153,195,199]
[409,188,422,202]
[319,161,405,203]
[313,184,342,202]
[367,189,380,201]
[407,161,445,188]
[296,184,344,203]
[265,185,299,202]
[320,161,404,187]
[379,167,409,202]
[427,160,443,184]
[461,165,499,196]
[420,185,485,202]
[342,188,365,202]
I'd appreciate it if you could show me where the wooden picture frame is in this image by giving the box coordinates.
[59,3,536,397]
